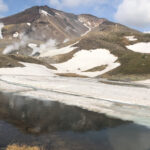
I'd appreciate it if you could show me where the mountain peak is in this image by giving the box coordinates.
[0,5,56,25]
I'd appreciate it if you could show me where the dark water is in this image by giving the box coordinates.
[0,92,150,150]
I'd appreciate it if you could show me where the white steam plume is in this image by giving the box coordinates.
[3,34,29,55]
[29,39,57,56]
[0,23,4,39]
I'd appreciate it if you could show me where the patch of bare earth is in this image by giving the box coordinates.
[83,65,107,72]
[56,73,88,78]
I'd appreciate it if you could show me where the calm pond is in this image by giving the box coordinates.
[0,92,150,150]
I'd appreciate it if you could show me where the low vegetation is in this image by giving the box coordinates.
[0,54,57,70]
[83,65,107,72]
[56,73,88,78]
[6,144,43,150]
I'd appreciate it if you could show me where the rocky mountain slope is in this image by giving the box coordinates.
[0,6,104,42]
[0,5,150,80]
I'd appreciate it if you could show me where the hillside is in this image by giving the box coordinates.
[0,5,150,81]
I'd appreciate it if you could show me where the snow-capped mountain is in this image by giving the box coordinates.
[0,5,150,80]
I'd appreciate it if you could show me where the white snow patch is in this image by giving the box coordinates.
[125,36,137,41]
[39,42,78,57]
[81,23,91,37]
[54,49,120,77]
[78,18,84,23]
[127,42,150,53]
[63,39,69,43]
[87,21,91,26]
[0,62,55,77]
[27,22,31,26]
[28,43,37,49]
[28,43,38,56]
[0,23,4,39]
[135,80,150,85]
[39,9,51,16]
[13,32,19,38]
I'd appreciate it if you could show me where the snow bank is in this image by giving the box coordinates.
[125,36,137,41]
[0,62,55,76]
[1,71,150,127]
[127,42,150,53]
[0,23,4,39]
[54,49,120,77]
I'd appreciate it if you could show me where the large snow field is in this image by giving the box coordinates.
[54,49,120,77]
[127,42,150,53]
[0,63,150,127]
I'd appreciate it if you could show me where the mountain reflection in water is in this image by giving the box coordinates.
[0,92,150,150]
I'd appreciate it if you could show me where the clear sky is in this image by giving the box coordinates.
[0,0,150,32]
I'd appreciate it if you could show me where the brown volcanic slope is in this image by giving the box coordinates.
[0,6,105,42]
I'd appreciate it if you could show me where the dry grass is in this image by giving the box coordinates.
[56,73,88,78]
[0,55,24,68]
[83,65,107,72]
[49,49,79,64]
[6,144,43,150]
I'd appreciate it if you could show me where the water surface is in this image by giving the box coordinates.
[0,92,150,150]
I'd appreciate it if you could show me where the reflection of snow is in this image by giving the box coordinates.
[127,42,150,53]
[54,49,120,77]
[108,124,150,150]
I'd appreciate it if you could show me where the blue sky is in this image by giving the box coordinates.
[0,0,150,32]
